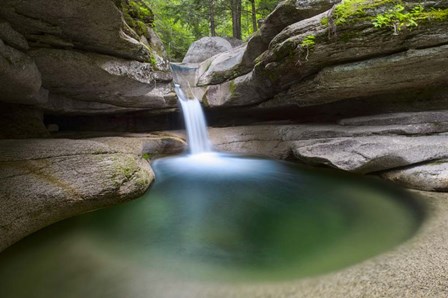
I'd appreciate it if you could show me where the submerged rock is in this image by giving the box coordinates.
[0,135,185,252]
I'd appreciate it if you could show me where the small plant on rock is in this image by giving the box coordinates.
[372,4,424,35]
[300,35,316,61]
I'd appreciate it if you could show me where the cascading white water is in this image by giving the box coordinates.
[173,83,211,154]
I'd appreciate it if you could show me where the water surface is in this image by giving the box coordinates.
[0,153,423,297]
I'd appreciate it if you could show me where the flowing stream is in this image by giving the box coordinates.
[172,63,211,154]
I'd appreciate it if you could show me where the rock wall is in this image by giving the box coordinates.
[0,0,174,138]
[187,0,448,110]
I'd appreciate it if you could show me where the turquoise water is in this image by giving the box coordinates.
[0,153,423,297]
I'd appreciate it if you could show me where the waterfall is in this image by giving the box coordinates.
[172,65,211,154]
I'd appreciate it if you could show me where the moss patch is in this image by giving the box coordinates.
[333,0,448,37]
[420,8,448,22]
[334,0,396,25]
[116,0,154,37]
[320,16,329,27]
[229,80,237,95]
[142,153,153,160]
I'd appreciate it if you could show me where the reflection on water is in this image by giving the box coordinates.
[0,153,423,298]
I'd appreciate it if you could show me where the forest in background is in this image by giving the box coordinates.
[145,0,280,60]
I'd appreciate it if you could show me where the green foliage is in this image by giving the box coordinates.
[117,0,154,37]
[142,153,153,160]
[333,0,414,25]
[320,16,329,27]
[372,4,423,34]
[145,0,281,61]
[300,35,316,48]
[300,35,315,61]
[128,0,154,23]
[335,0,378,25]
[333,0,447,37]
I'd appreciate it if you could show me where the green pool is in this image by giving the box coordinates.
[0,153,423,298]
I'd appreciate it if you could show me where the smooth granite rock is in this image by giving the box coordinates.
[41,94,148,115]
[197,46,247,86]
[183,37,233,64]
[273,45,448,107]
[30,48,173,109]
[242,0,341,70]
[0,135,185,252]
[382,160,448,192]
[339,110,448,126]
[210,122,448,159]
[0,0,154,62]
[292,136,448,173]
[197,1,448,109]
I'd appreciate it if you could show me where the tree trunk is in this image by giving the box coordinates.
[209,0,216,36]
[250,0,257,33]
[230,0,242,40]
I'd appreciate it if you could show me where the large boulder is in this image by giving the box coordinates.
[195,0,448,109]
[0,0,173,124]
[0,0,157,62]
[183,37,233,64]
[197,46,247,86]
[0,135,185,252]
[270,45,448,107]
[241,0,341,69]
[31,48,172,109]
[292,136,448,173]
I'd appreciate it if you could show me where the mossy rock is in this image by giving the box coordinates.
[115,0,154,38]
